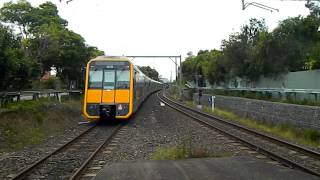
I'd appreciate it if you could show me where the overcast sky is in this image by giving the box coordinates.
[0,0,310,80]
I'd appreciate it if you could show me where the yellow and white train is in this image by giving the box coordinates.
[83,56,162,121]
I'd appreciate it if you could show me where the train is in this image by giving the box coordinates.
[83,56,163,121]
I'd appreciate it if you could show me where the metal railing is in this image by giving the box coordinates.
[214,87,320,94]
[184,85,320,103]
[0,90,82,107]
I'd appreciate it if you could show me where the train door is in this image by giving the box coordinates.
[102,69,116,103]
[99,68,116,119]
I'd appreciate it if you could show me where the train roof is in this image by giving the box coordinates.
[91,56,132,62]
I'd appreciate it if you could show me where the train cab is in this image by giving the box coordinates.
[83,56,134,121]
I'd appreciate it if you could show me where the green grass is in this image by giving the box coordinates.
[3,98,55,111]
[152,133,233,160]
[0,98,83,152]
[152,147,232,160]
[185,101,320,148]
[211,107,320,148]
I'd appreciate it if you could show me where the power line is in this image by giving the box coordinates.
[242,0,280,12]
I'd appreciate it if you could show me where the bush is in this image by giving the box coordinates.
[40,77,61,89]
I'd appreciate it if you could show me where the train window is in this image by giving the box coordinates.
[103,70,115,89]
[89,69,103,88]
[116,69,130,89]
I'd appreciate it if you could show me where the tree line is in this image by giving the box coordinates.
[182,1,320,86]
[0,0,104,91]
[138,66,160,81]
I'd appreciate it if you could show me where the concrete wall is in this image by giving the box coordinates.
[225,70,320,89]
[193,93,320,130]
[255,70,320,89]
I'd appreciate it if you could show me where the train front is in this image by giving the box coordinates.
[83,57,133,121]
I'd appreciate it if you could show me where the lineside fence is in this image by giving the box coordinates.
[182,86,320,105]
[0,90,82,108]
[210,87,320,104]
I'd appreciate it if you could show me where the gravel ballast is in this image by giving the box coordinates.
[82,93,255,178]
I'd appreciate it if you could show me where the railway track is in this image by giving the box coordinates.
[158,92,320,177]
[11,124,122,180]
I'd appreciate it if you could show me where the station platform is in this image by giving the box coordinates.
[94,156,318,180]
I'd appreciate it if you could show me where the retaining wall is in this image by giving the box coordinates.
[193,93,320,130]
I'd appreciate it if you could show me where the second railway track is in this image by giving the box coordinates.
[11,123,123,180]
[158,92,320,177]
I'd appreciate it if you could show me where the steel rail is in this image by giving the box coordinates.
[162,93,320,160]
[11,125,96,180]
[157,92,320,177]
[69,124,123,180]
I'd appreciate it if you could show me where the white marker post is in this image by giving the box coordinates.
[212,96,215,112]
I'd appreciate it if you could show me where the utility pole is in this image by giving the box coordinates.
[179,55,183,98]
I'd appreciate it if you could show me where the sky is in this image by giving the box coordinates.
[0,0,311,80]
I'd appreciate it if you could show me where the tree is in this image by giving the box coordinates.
[259,15,320,72]
[0,24,37,90]
[0,1,104,90]
[30,2,67,33]
[206,50,227,85]
[138,66,159,81]
[181,53,198,82]
[221,18,268,80]
[0,0,34,39]
[306,0,320,17]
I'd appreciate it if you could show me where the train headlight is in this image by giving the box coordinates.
[86,104,99,116]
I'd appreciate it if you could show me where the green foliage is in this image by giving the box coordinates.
[41,77,58,89]
[182,5,320,86]
[152,141,232,160]
[0,98,83,151]
[0,1,104,91]
[0,23,38,90]
[0,0,34,38]
[305,0,320,17]
[182,49,224,84]
[138,66,160,81]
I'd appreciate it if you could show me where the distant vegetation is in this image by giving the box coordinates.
[0,0,104,91]
[182,1,320,85]
[138,66,160,81]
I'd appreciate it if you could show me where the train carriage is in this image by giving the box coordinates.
[83,56,162,121]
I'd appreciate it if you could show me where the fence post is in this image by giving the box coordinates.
[17,92,20,102]
[33,92,39,100]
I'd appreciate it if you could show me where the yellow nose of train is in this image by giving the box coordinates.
[83,56,162,121]
[83,57,133,121]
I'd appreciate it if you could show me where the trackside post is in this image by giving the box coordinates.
[208,96,215,112]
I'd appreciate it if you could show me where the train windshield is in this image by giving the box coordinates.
[116,69,130,89]
[89,69,103,88]
[88,61,130,89]
[103,70,115,89]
